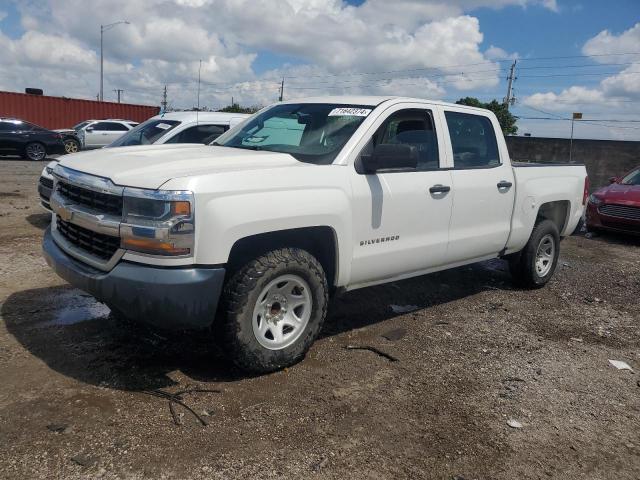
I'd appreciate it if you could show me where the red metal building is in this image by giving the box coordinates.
[0,90,159,129]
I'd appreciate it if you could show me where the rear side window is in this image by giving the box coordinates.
[92,122,129,131]
[445,112,500,168]
[165,124,228,144]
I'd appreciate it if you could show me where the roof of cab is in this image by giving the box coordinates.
[278,95,492,114]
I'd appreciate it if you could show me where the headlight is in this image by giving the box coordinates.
[45,166,54,175]
[120,188,195,256]
[588,194,603,206]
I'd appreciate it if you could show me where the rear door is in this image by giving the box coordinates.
[87,122,130,147]
[349,104,453,286]
[441,108,515,263]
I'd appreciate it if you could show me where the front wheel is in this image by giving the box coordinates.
[509,219,560,289]
[64,138,80,154]
[219,248,328,373]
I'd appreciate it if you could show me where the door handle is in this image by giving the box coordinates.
[429,184,451,194]
[497,180,513,189]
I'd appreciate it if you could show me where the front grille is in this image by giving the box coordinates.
[56,216,120,260]
[598,204,640,221]
[57,180,123,216]
[40,177,53,189]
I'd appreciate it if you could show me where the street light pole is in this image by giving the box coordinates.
[100,21,129,102]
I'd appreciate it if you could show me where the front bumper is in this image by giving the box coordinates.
[43,227,225,330]
[38,177,52,211]
[586,201,640,235]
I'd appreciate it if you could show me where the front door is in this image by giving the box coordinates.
[349,106,453,286]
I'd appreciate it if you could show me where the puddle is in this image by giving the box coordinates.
[40,302,111,327]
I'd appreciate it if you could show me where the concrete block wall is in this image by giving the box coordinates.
[505,137,640,189]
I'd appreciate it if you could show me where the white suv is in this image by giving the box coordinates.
[107,112,249,148]
[77,119,138,149]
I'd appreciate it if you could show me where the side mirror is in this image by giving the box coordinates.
[357,143,418,174]
[85,127,94,132]
[609,176,619,184]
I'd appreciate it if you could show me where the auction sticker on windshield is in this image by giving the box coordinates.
[156,123,173,130]
[328,107,372,117]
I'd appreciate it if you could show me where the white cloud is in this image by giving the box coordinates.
[523,86,607,111]
[485,45,519,61]
[582,22,640,61]
[0,0,560,109]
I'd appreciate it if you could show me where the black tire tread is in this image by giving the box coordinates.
[509,219,560,289]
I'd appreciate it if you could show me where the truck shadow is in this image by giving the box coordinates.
[1,259,512,391]
[587,230,640,247]
[26,212,51,230]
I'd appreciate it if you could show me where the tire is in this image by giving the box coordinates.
[508,219,560,289]
[24,142,47,161]
[63,138,80,154]
[220,248,328,373]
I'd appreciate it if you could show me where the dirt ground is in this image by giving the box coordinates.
[0,159,639,480]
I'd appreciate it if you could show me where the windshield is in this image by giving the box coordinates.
[108,119,180,147]
[620,168,640,186]
[73,121,90,130]
[213,103,373,164]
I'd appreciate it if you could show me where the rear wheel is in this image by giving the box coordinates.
[509,219,560,288]
[63,138,80,154]
[219,248,328,373]
[24,142,46,161]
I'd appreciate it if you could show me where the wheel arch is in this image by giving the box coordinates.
[535,200,570,235]
[226,226,339,291]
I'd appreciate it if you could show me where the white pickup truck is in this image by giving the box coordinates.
[43,96,588,372]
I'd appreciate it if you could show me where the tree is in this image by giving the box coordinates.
[218,103,261,114]
[455,97,518,135]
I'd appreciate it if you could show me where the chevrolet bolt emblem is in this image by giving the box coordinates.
[58,205,74,222]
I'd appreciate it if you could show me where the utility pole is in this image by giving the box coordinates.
[569,112,582,163]
[196,59,202,111]
[503,59,517,110]
[279,77,285,102]
[100,21,129,101]
[113,89,123,103]
[161,85,167,113]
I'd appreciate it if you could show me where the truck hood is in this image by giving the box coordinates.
[58,144,304,189]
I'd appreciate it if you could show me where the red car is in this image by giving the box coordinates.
[586,166,640,235]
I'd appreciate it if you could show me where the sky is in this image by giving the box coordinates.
[0,0,639,140]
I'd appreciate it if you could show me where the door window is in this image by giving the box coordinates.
[91,122,129,131]
[165,124,228,144]
[444,112,500,168]
[362,109,440,171]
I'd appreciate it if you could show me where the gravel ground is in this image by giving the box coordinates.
[0,159,639,480]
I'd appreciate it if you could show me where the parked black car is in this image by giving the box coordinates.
[0,118,66,161]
